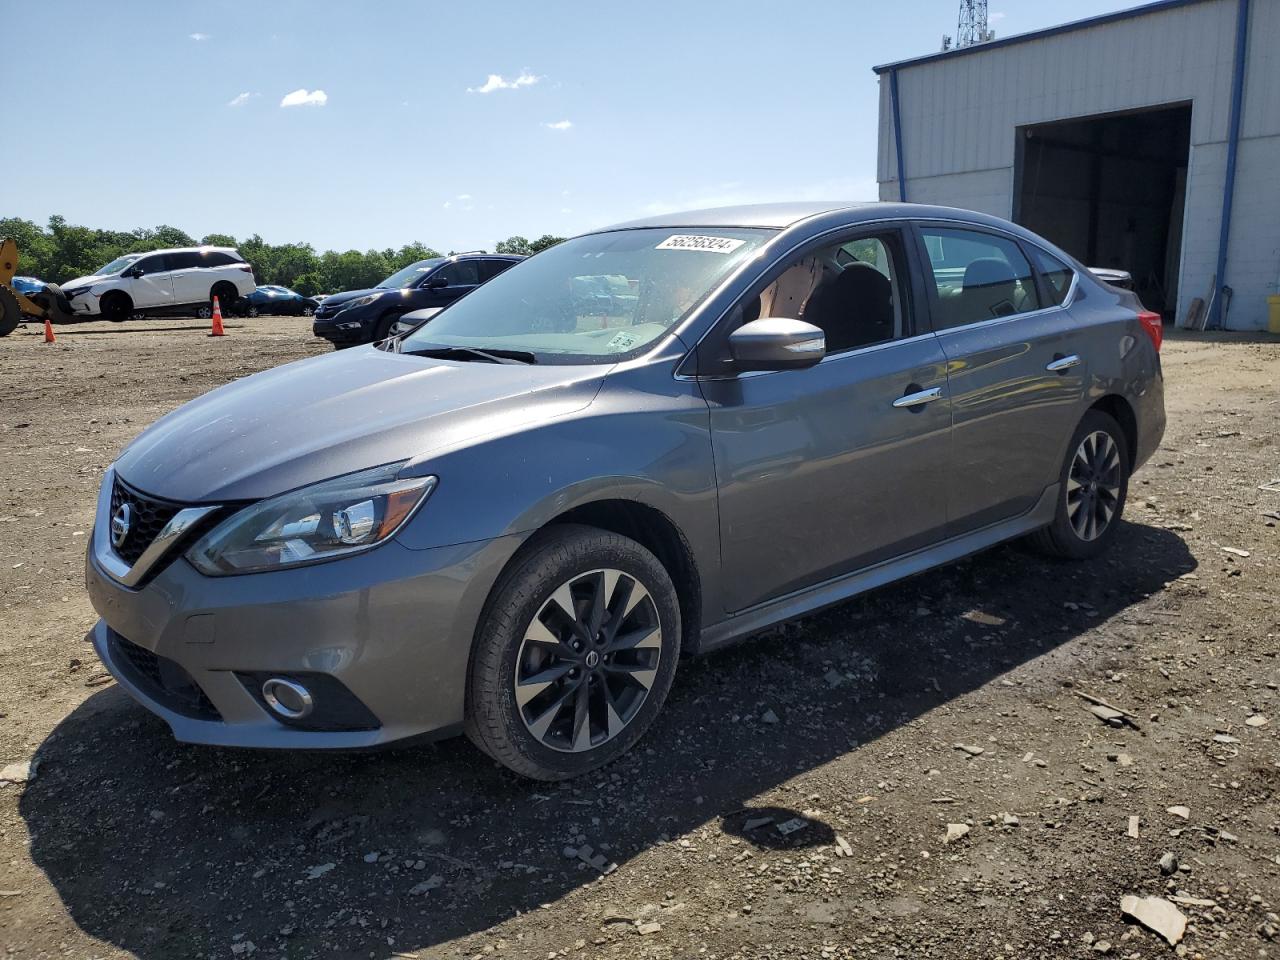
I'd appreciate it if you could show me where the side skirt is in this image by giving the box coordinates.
[696,484,1059,655]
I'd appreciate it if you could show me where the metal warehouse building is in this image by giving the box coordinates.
[875,0,1280,330]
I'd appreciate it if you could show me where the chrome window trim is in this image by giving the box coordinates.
[93,467,220,589]
[915,219,1081,317]
[670,216,917,380]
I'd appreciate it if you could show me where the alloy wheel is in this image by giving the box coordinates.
[1067,430,1122,541]
[514,568,662,753]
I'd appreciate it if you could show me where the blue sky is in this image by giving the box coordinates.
[8,0,1145,253]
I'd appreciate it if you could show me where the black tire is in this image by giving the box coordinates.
[0,287,20,337]
[210,283,239,317]
[195,304,213,320]
[99,292,131,322]
[466,524,681,781]
[247,306,260,318]
[1028,409,1129,559]
[372,311,402,342]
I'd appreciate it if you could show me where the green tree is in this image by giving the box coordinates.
[200,233,238,247]
[495,235,532,255]
[0,218,56,278]
[529,234,566,254]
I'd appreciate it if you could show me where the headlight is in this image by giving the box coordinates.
[63,287,91,299]
[345,294,380,309]
[185,463,437,576]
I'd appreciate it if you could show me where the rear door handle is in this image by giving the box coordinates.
[1046,354,1082,372]
[892,386,944,409]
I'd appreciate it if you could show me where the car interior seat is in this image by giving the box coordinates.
[801,262,895,352]
[956,257,1020,323]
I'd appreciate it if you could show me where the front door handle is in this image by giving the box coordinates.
[1046,354,1082,373]
[892,386,944,409]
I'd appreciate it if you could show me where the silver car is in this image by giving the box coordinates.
[85,202,1166,780]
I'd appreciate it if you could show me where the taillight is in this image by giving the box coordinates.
[1137,311,1162,352]
[238,265,253,272]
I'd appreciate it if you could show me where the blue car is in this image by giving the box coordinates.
[11,276,46,296]
[238,285,319,317]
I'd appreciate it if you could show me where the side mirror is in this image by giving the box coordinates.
[728,317,825,372]
[425,276,449,289]
[125,266,143,278]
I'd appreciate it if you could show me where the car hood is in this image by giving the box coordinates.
[114,347,608,503]
[63,273,114,289]
[317,287,402,308]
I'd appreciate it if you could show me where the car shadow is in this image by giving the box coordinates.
[20,522,1195,958]
[48,323,243,335]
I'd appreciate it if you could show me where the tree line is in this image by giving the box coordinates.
[1,215,565,297]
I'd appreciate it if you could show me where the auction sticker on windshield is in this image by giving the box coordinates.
[656,235,747,254]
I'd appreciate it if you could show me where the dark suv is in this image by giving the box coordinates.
[312,253,524,347]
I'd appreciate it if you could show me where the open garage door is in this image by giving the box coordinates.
[1014,104,1191,319]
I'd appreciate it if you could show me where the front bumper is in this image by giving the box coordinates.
[85,503,523,749]
[312,314,370,344]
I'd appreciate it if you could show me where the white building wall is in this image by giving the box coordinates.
[878,0,1280,330]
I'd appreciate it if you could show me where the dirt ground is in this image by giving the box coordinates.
[0,315,1277,960]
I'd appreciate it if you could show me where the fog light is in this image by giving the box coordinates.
[261,677,314,719]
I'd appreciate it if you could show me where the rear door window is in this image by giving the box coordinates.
[1028,247,1075,307]
[479,259,516,282]
[167,252,201,270]
[919,227,1041,329]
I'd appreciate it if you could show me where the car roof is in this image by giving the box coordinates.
[452,252,525,261]
[592,201,1071,256]
[595,201,1044,235]
[134,246,240,257]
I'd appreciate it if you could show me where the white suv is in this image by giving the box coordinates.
[61,247,257,321]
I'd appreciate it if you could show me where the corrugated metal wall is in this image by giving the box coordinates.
[877,0,1280,330]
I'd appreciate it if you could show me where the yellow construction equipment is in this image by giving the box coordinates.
[0,237,75,337]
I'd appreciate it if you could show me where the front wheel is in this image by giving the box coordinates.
[1028,410,1129,559]
[100,292,131,322]
[466,525,681,781]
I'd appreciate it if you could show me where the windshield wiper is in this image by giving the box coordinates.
[401,345,537,365]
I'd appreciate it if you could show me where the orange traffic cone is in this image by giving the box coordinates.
[209,296,226,337]
[43,317,56,343]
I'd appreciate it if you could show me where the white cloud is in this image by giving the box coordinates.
[280,88,328,108]
[561,208,573,214]
[543,120,572,131]
[227,92,257,108]
[189,32,211,41]
[456,193,472,201]
[443,201,452,209]
[989,11,1007,21]
[467,72,541,94]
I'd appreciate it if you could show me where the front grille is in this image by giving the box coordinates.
[110,478,183,566]
[110,632,221,721]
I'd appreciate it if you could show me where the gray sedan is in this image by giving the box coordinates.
[84,201,1165,780]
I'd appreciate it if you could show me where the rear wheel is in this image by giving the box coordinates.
[247,306,260,318]
[210,282,239,317]
[1029,410,1129,559]
[0,287,20,336]
[100,292,131,322]
[466,525,681,780]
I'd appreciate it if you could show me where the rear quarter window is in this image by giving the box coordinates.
[1028,247,1076,307]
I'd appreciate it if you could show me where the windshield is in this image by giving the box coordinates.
[378,259,444,289]
[95,254,142,276]
[401,228,773,363]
